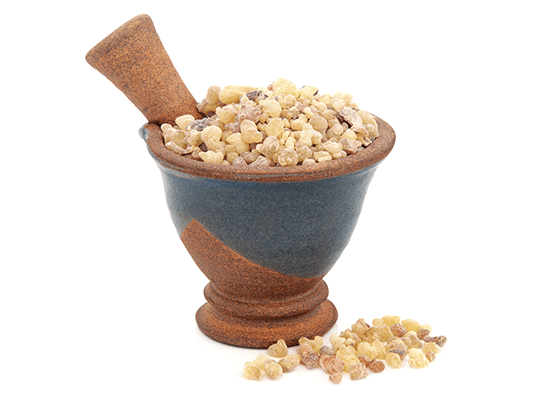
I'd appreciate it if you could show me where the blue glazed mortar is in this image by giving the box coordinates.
[85,13,396,348]
[153,155,378,279]
[139,117,395,348]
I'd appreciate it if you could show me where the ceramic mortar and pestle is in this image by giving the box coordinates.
[86,14,396,349]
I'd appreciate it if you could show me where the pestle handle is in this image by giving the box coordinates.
[85,14,203,125]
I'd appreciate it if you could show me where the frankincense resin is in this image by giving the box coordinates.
[161,78,379,166]
[242,315,446,383]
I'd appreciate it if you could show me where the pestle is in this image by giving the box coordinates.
[85,14,204,126]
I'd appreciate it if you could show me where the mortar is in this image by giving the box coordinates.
[86,14,396,348]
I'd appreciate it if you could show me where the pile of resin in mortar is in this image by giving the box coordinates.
[160,78,379,167]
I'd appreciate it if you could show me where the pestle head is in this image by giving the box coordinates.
[86,14,204,125]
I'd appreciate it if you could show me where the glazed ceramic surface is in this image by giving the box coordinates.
[87,14,396,348]
[151,147,378,279]
[139,119,394,348]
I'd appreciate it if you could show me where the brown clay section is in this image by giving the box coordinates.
[195,300,338,348]
[180,220,338,348]
[180,220,321,300]
[181,219,338,348]
[202,281,330,321]
[86,14,203,125]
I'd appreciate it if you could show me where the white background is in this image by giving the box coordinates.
[1,1,540,398]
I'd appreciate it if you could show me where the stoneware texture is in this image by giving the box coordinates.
[87,14,396,348]
[85,14,202,125]
[140,119,395,348]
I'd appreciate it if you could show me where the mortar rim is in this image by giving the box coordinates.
[143,114,395,182]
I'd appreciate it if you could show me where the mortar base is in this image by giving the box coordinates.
[195,299,338,349]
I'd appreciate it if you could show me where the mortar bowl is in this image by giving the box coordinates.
[139,116,395,348]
